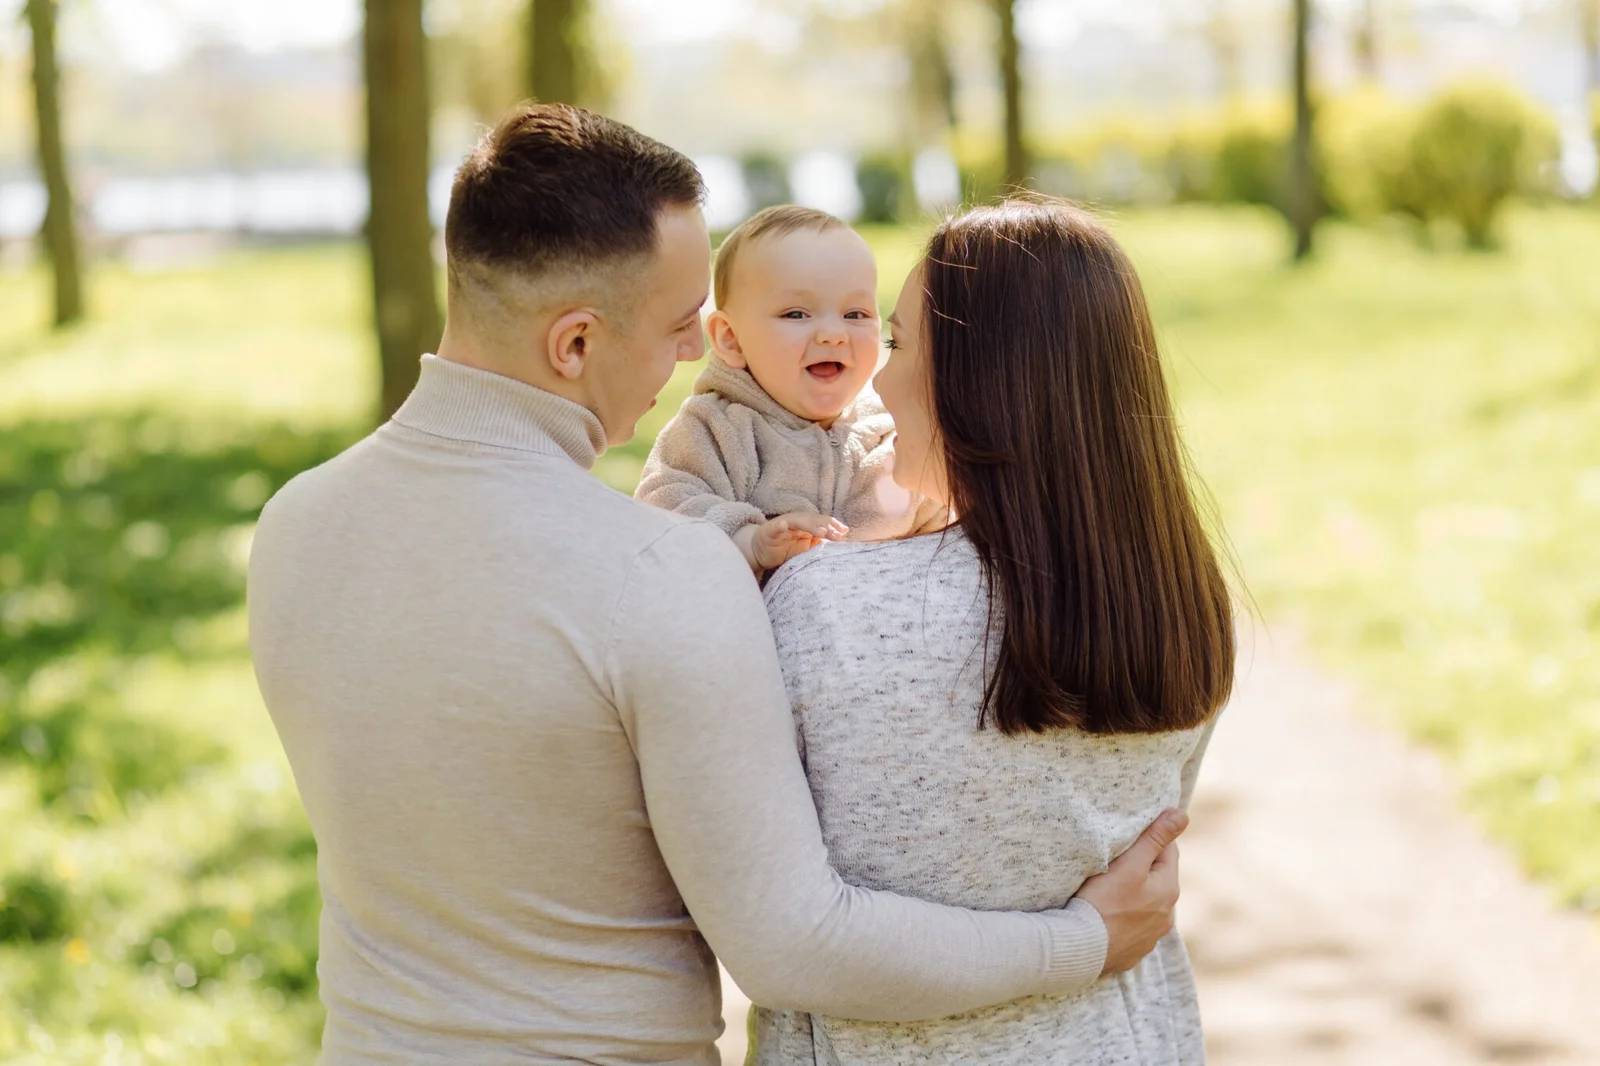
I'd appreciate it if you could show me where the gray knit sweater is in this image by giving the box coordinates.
[636,357,948,540]
[753,533,1216,1066]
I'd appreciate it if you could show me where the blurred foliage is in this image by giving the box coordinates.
[952,81,1561,252]
[430,0,623,127]
[855,154,910,224]
[1404,82,1559,247]
[741,152,793,212]
[0,411,348,1064]
[1126,205,1600,913]
[0,250,361,1064]
[1325,82,1559,248]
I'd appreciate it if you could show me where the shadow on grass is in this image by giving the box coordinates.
[0,413,352,968]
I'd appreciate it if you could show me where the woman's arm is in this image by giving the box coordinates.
[608,522,1124,1021]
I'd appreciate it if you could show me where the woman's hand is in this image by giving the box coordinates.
[1077,809,1188,975]
[735,513,848,573]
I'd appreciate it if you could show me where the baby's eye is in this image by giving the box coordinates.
[844,310,874,321]
[780,310,809,320]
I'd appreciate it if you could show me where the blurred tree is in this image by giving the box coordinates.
[1289,0,1320,260]
[1206,0,1244,102]
[431,0,523,124]
[1353,0,1379,84]
[363,0,444,422]
[993,0,1028,188]
[25,0,83,327]
[906,0,957,148]
[1583,0,1599,101]
[528,0,592,104]
[1406,81,1558,248]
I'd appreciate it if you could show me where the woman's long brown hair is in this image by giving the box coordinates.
[923,200,1234,735]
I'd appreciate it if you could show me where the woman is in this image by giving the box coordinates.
[751,199,1235,1064]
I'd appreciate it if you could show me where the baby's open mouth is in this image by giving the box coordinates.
[806,361,846,382]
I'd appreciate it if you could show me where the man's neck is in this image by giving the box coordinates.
[435,325,589,409]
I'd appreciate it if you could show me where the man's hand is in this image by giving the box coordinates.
[735,513,848,573]
[1077,809,1187,976]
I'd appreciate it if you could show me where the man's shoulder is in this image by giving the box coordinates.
[255,433,377,533]
[544,475,751,585]
[625,509,751,584]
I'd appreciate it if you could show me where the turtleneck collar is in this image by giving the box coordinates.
[390,355,608,470]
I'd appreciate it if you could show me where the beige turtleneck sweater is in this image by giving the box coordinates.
[247,354,1107,1066]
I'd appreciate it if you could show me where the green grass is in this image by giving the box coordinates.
[1,205,1596,1061]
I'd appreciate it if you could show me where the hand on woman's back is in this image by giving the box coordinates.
[1077,809,1188,974]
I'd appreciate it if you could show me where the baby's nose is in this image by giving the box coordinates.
[815,322,849,344]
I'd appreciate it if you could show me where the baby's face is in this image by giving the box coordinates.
[717,227,880,426]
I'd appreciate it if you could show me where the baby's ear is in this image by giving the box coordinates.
[706,310,747,369]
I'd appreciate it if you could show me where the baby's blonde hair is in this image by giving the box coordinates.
[714,204,848,309]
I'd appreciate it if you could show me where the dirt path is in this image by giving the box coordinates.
[717,626,1600,1065]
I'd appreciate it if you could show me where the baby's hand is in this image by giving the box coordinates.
[740,512,848,572]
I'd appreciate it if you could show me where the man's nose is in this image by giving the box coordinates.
[679,328,707,362]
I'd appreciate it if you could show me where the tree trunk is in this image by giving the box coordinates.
[1583,0,1600,101]
[528,0,581,104]
[1290,0,1318,261]
[907,0,956,149]
[995,0,1028,190]
[26,0,83,327]
[1353,0,1379,84]
[363,0,443,423]
[1208,0,1243,103]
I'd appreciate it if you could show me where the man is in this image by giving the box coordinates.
[248,104,1188,1065]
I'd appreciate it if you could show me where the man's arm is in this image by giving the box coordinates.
[606,522,1173,1022]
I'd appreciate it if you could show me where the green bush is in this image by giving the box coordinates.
[1406,81,1558,247]
[1211,118,1290,209]
[855,155,909,224]
[1167,120,1220,203]
[0,871,73,943]
[940,85,1559,231]
[1321,89,1418,222]
[1325,82,1559,246]
[1038,121,1173,206]
[740,153,791,213]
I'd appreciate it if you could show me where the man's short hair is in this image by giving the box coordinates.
[445,104,706,294]
[713,205,847,309]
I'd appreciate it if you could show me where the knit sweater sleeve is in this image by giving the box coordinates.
[607,523,1109,1022]
[635,397,768,536]
[1178,715,1220,810]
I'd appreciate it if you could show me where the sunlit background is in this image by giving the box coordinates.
[1,1,1598,1063]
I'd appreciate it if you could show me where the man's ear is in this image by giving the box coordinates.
[706,310,747,369]
[546,309,599,381]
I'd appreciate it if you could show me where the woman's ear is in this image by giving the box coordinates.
[706,310,747,369]
[546,309,599,381]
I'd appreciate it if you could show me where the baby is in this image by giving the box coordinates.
[637,205,946,573]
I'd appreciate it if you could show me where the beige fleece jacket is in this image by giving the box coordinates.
[637,357,948,540]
